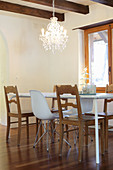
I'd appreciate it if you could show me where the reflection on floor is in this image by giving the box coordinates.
[0,124,113,170]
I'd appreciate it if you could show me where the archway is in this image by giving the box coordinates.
[0,31,9,125]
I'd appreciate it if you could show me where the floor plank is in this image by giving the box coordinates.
[0,124,113,170]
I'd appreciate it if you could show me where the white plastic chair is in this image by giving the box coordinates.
[30,90,59,151]
[63,98,93,116]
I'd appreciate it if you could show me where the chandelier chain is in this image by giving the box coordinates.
[53,0,55,17]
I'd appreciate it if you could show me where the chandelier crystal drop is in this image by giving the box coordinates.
[39,0,68,53]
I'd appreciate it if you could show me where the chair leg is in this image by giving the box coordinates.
[40,119,42,136]
[73,127,77,145]
[50,120,54,143]
[100,120,105,155]
[26,117,29,139]
[36,118,38,135]
[18,118,21,146]
[33,121,43,148]
[59,123,64,156]
[47,121,49,152]
[6,116,10,142]
[66,125,69,139]
[78,121,83,162]
[52,121,55,131]
[85,124,88,146]
[105,118,108,152]
[34,121,51,152]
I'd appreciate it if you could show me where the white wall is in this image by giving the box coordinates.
[0,11,78,125]
[1,3,113,125]
[0,31,9,124]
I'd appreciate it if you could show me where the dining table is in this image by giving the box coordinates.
[10,92,113,164]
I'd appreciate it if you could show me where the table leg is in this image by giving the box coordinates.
[94,98,99,164]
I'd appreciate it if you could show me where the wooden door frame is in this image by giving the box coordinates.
[84,24,112,93]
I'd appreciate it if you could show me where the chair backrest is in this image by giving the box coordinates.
[80,98,93,113]
[56,84,82,121]
[30,90,53,120]
[51,85,68,111]
[4,86,21,115]
[104,84,113,113]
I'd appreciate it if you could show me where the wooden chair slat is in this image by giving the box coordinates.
[9,99,17,104]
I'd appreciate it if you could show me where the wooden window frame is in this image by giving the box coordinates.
[84,24,113,93]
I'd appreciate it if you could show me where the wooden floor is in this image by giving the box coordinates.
[0,125,113,170]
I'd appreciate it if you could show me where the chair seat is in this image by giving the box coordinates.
[10,110,33,113]
[51,109,77,118]
[51,112,74,119]
[98,112,113,117]
[64,115,104,122]
[62,115,104,128]
[21,112,34,117]
[63,108,77,116]
[51,113,59,119]
[9,111,34,117]
[85,112,113,117]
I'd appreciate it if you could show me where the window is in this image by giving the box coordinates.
[84,25,112,92]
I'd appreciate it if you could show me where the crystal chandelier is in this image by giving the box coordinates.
[39,0,68,53]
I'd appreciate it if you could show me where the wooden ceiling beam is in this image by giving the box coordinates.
[91,0,113,7]
[0,1,64,21]
[22,0,89,14]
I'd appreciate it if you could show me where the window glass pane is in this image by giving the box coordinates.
[88,30,108,87]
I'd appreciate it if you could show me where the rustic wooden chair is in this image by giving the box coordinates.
[86,84,113,151]
[56,84,104,162]
[104,84,113,151]
[4,86,37,146]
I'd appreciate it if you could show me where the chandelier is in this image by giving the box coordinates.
[39,0,68,53]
